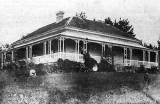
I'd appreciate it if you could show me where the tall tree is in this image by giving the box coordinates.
[114,18,135,37]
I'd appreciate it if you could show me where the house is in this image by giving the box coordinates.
[1,11,159,69]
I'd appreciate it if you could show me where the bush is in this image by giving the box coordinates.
[121,66,135,73]
[43,63,57,73]
[148,66,159,74]
[58,59,85,73]
[136,65,145,73]
[98,58,114,72]
[83,53,97,71]
[26,60,35,70]
[44,58,85,73]
[3,61,29,81]
[57,58,64,72]
[3,61,18,73]
[34,64,47,76]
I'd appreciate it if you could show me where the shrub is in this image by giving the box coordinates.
[75,62,86,72]
[49,63,59,73]
[34,64,47,76]
[3,60,35,81]
[45,58,85,73]
[98,58,114,72]
[3,61,18,73]
[136,65,145,73]
[26,60,35,70]
[63,59,74,73]
[2,61,29,82]
[59,59,85,73]
[122,66,135,73]
[148,66,159,74]
[83,53,97,71]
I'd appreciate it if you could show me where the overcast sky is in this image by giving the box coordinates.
[0,0,160,46]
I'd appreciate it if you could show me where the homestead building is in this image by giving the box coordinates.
[1,11,159,70]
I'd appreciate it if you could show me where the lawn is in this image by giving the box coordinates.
[0,70,160,104]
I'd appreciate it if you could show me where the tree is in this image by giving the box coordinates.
[148,44,153,49]
[5,44,9,48]
[105,17,113,26]
[143,43,158,49]
[76,12,87,20]
[114,18,135,37]
[143,43,148,47]
[75,12,88,29]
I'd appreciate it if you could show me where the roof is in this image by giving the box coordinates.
[68,17,136,39]
[22,17,70,39]
[18,16,138,42]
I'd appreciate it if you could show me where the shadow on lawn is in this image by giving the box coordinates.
[16,76,45,89]
[47,87,93,103]
[46,72,145,103]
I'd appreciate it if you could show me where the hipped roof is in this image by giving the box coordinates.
[21,16,138,40]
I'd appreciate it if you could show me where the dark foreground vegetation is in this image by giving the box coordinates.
[1,69,160,104]
[2,53,159,81]
[0,53,159,103]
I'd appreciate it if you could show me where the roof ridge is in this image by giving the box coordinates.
[65,16,74,26]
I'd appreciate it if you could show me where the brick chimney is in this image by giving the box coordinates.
[56,11,64,23]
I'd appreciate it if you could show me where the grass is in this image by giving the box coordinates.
[0,70,160,104]
[44,72,156,104]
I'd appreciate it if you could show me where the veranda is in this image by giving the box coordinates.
[3,36,158,69]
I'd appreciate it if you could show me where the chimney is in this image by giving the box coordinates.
[56,11,64,23]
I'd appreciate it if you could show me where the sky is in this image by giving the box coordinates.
[0,0,160,46]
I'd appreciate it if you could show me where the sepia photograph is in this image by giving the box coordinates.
[0,0,160,103]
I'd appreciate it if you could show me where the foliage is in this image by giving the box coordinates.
[136,65,145,73]
[5,44,9,48]
[75,12,89,29]
[56,58,64,73]
[76,13,135,38]
[62,59,83,73]
[104,17,136,37]
[26,60,35,70]
[44,63,59,73]
[45,72,153,103]
[46,58,85,73]
[98,58,114,72]
[83,53,97,71]
[76,12,87,19]
[148,66,159,74]
[34,64,47,76]
[3,58,90,78]
[105,17,113,26]
[143,43,157,49]
[3,61,29,81]
[114,18,135,37]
